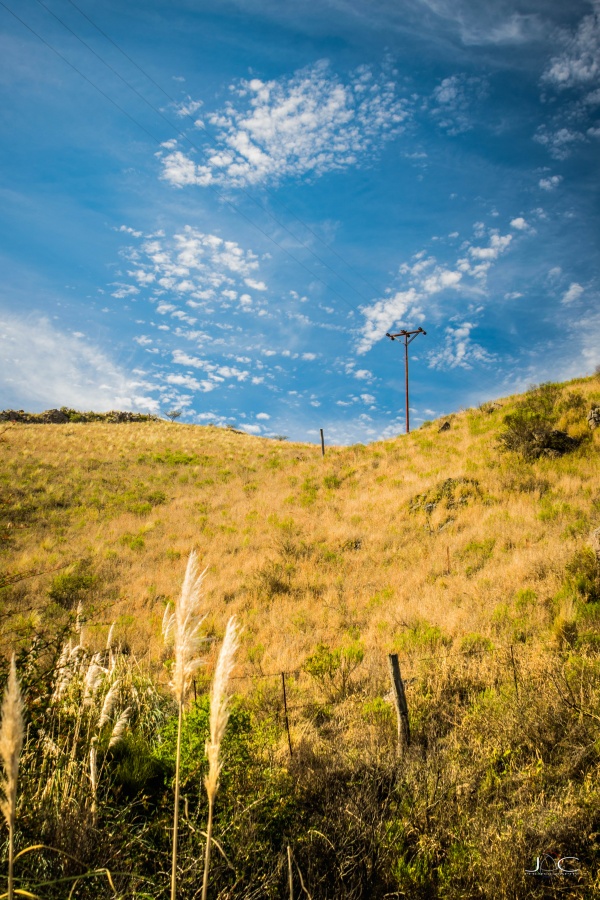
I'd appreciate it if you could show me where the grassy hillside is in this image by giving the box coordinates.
[2,375,599,668]
[1,375,600,898]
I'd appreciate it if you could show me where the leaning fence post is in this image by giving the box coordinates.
[388,653,410,753]
[320,428,325,457]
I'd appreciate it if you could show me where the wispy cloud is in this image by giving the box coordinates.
[428,73,488,134]
[121,227,266,320]
[543,6,600,91]
[536,5,600,158]
[539,173,562,190]
[0,314,159,412]
[561,281,584,304]
[159,60,410,188]
[357,222,514,354]
[427,320,496,369]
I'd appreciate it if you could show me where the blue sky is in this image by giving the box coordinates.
[0,0,598,442]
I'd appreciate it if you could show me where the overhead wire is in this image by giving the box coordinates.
[0,0,368,320]
[63,0,392,303]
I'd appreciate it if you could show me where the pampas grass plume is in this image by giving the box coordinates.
[1,656,24,900]
[98,679,121,729]
[205,616,240,801]
[165,549,207,704]
[108,707,131,750]
[0,656,23,827]
[202,616,240,900]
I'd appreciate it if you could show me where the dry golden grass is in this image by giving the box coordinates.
[1,375,599,681]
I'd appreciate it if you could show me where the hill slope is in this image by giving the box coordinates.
[1,375,599,669]
[1,374,600,899]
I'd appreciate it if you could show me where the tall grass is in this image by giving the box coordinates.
[163,549,207,900]
[202,616,239,900]
[0,657,24,900]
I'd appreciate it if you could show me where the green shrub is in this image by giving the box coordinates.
[564,547,600,603]
[395,619,450,653]
[304,642,364,702]
[47,568,96,609]
[498,382,580,459]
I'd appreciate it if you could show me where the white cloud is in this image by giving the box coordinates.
[427,321,496,370]
[468,232,512,262]
[256,412,270,420]
[539,174,562,191]
[244,278,267,291]
[422,268,462,294]
[510,217,529,230]
[543,8,600,90]
[175,98,203,117]
[159,60,410,188]
[534,126,586,160]
[0,314,159,412]
[111,283,139,299]
[429,74,487,135]
[358,222,515,354]
[561,282,584,304]
[357,287,420,355]
[116,225,142,237]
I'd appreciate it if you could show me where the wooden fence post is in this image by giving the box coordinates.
[387,653,410,753]
[281,672,293,758]
[320,428,325,457]
[287,845,294,900]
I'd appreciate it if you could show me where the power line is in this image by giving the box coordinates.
[63,0,392,304]
[28,0,380,315]
[0,0,365,320]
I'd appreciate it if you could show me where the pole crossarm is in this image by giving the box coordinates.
[386,327,427,342]
[385,328,427,434]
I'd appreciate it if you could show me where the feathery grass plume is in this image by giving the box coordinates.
[52,642,74,702]
[89,737,98,820]
[106,621,117,670]
[83,657,107,705]
[165,550,208,705]
[106,621,116,651]
[0,656,24,900]
[108,707,131,750]
[98,679,121,730]
[202,616,240,900]
[76,600,85,644]
[167,549,208,900]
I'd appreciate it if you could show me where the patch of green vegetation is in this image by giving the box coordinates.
[498,382,583,459]
[47,567,96,609]
[410,477,482,516]
[460,538,495,577]
[395,619,450,653]
[304,641,364,702]
[120,531,146,551]
[459,633,494,655]
[143,450,201,466]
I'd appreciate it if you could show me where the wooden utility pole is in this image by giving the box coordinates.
[387,654,410,753]
[386,328,426,434]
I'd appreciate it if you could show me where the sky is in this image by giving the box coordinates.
[0,0,598,443]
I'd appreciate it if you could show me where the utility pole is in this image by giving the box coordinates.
[386,328,426,434]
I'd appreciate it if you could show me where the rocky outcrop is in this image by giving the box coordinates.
[587,407,600,430]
